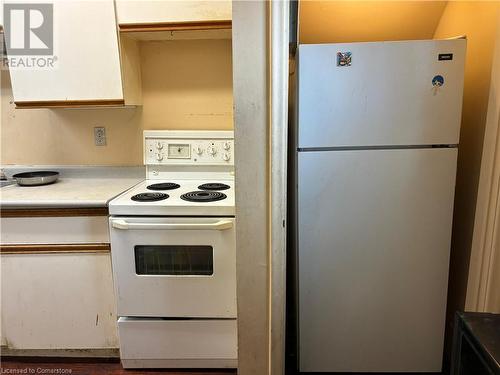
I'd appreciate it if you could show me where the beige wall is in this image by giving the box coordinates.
[483,18,500,313]
[432,0,500,362]
[140,40,233,130]
[466,13,500,313]
[299,1,447,43]
[0,39,233,166]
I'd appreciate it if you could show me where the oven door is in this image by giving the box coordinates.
[109,217,236,318]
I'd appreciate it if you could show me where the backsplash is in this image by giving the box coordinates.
[0,39,233,166]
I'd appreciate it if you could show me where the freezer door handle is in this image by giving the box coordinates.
[111,219,233,231]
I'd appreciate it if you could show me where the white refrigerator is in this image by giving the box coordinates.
[293,39,466,372]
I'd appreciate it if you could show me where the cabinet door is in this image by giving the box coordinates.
[6,0,124,104]
[1,252,118,349]
[115,0,232,25]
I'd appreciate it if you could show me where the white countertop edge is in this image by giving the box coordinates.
[0,168,145,209]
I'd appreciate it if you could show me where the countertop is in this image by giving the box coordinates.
[0,166,143,209]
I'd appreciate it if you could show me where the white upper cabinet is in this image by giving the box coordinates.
[5,0,140,107]
[115,0,232,26]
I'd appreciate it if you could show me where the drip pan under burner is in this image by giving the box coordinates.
[131,192,169,202]
[180,191,227,202]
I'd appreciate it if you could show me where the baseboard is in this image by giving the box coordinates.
[0,347,120,361]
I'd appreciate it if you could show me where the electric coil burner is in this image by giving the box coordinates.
[147,182,181,191]
[198,183,230,191]
[181,191,227,202]
[131,192,169,202]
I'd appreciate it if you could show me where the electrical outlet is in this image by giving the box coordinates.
[94,127,106,146]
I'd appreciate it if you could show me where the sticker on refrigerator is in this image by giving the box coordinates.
[432,75,444,87]
[337,52,352,67]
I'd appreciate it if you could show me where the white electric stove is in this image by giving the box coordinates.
[108,179,234,216]
[109,130,237,369]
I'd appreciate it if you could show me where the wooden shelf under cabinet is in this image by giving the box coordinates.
[119,20,232,41]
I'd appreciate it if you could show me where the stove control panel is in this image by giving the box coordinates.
[144,131,234,166]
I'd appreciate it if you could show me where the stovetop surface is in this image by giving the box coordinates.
[109,179,235,216]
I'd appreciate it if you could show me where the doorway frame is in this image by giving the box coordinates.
[232,0,289,374]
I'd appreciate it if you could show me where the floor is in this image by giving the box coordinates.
[0,360,237,375]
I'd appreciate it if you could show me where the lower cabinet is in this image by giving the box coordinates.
[0,211,118,353]
[1,251,118,350]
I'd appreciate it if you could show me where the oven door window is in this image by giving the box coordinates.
[134,245,213,276]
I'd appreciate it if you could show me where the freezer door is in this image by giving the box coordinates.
[298,39,465,148]
[298,148,457,372]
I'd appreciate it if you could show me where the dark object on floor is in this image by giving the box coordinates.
[451,311,500,374]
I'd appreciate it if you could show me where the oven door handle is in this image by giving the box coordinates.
[111,219,233,231]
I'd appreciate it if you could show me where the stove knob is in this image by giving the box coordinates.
[223,153,230,161]
[195,146,203,155]
[156,142,163,150]
[207,145,217,156]
[223,142,231,150]
[156,153,163,161]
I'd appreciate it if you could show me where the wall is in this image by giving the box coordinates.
[140,40,233,130]
[232,1,270,374]
[432,0,500,365]
[0,39,233,166]
[466,14,500,313]
[299,1,447,44]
